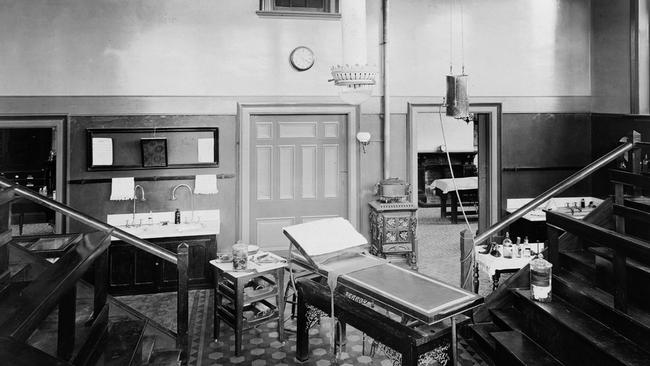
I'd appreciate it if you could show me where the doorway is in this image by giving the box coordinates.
[238,104,360,251]
[407,104,501,232]
[0,116,66,234]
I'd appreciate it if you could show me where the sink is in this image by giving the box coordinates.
[547,207,594,219]
[107,210,220,240]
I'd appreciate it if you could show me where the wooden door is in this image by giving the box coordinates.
[250,114,348,250]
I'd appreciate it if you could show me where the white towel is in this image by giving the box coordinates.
[194,174,218,194]
[110,177,135,201]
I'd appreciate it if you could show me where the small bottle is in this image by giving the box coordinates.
[514,236,522,258]
[174,208,181,224]
[580,198,585,209]
[502,232,513,259]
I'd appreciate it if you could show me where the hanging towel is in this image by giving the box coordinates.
[194,174,218,194]
[110,177,135,200]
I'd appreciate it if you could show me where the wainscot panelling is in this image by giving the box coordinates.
[500,113,592,212]
[66,115,236,248]
[591,113,650,197]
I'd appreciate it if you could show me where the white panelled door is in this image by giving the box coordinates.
[250,114,348,250]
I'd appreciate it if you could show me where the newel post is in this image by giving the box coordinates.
[460,229,476,293]
[176,242,189,363]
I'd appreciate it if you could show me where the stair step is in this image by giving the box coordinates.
[148,349,181,366]
[491,330,563,366]
[554,269,650,351]
[103,320,146,366]
[559,250,595,280]
[511,288,650,365]
[490,307,527,333]
[468,322,501,352]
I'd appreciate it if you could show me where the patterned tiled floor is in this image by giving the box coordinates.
[123,289,490,366]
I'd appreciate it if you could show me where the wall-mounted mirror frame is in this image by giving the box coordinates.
[87,127,219,171]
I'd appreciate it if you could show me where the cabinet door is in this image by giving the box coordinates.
[133,249,157,289]
[108,244,133,289]
[158,236,215,291]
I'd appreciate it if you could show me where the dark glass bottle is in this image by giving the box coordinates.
[174,209,181,224]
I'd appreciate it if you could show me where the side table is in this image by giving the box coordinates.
[368,201,418,270]
[210,252,287,356]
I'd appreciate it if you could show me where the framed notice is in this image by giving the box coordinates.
[140,138,168,167]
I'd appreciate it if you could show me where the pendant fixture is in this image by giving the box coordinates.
[329,0,377,105]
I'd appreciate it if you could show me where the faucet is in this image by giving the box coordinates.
[171,184,194,222]
[566,202,574,215]
[573,202,582,213]
[133,184,146,225]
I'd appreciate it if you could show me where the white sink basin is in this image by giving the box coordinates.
[107,210,220,240]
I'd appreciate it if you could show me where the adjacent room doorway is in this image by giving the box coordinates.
[238,104,360,251]
[0,116,67,234]
[407,104,501,232]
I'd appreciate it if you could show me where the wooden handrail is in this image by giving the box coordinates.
[0,177,191,364]
[0,231,112,341]
[546,211,650,262]
[609,169,650,190]
[613,204,650,223]
[0,177,177,264]
[474,141,636,246]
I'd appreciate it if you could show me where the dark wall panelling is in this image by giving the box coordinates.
[67,115,236,248]
[500,113,592,211]
[591,113,650,197]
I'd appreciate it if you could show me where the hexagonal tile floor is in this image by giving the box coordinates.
[157,290,490,366]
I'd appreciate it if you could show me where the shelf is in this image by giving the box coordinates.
[217,299,279,330]
[217,276,278,305]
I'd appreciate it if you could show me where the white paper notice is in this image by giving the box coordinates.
[92,137,113,166]
[197,138,214,163]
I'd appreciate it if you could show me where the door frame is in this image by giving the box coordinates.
[0,115,67,233]
[406,103,501,232]
[237,103,360,243]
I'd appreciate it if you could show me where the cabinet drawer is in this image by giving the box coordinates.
[382,243,412,253]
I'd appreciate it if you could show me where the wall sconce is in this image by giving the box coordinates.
[356,132,371,153]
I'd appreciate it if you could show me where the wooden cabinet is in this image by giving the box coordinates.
[107,234,217,295]
[368,201,418,269]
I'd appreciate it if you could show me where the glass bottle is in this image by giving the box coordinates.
[514,236,522,258]
[530,252,553,302]
[502,232,513,259]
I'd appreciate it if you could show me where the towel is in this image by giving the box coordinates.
[110,177,135,200]
[194,174,218,194]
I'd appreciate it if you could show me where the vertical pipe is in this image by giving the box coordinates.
[383,0,391,179]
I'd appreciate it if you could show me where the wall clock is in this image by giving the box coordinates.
[289,46,315,71]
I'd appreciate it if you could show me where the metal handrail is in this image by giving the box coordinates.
[474,141,636,246]
[0,177,177,264]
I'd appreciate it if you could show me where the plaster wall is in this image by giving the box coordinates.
[0,0,591,112]
[591,0,631,113]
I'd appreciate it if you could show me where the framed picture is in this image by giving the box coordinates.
[140,138,168,167]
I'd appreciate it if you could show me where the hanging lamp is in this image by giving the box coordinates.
[330,0,377,105]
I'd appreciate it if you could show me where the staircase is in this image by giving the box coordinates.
[0,179,191,365]
[467,132,650,365]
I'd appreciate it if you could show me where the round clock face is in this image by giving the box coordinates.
[290,46,314,71]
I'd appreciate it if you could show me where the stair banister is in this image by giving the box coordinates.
[473,141,635,247]
[0,177,176,264]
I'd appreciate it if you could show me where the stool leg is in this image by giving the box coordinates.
[296,284,309,362]
[452,316,458,366]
